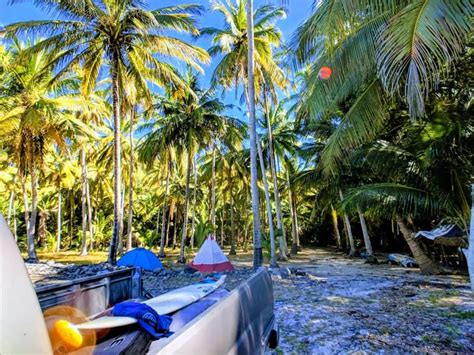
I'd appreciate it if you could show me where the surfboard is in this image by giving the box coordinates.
[0,215,53,354]
[76,275,226,330]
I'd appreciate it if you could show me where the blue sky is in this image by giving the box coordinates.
[0,0,314,121]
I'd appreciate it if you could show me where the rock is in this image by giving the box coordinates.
[288,267,307,276]
[280,268,291,278]
[365,256,378,264]
[46,260,56,266]
[359,329,370,337]
[183,266,197,274]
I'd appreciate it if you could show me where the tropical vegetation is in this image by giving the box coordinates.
[0,0,472,277]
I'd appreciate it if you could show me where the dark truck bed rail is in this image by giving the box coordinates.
[35,268,142,318]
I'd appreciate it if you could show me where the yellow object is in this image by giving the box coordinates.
[53,320,83,349]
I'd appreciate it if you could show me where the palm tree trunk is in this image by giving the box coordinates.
[166,200,174,248]
[264,92,288,258]
[220,211,224,246]
[155,211,160,241]
[228,165,236,256]
[118,184,125,254]
[68,189,74,248]
[339,189,356,255]
[108,50,123,265]
[210,142,217,233]
[286,168,300,255]
[243,189,249,253]
[86,173,94,250]
[245,0,263,269]
[172,208,177,249]
[179,153,192,263]
[26,165,38,262]
[13,202,17,242]
[465,184,474,290]
[126,108,135,251]
[331,205,342,249]
[396,217,442,275]
[37,211,47,248]
[80,148,88,256]
[257,136,278,266]
[190,154,197,249]
[290,189,301,254]
[159,163,170,257]
[56,190,62,253]
[358,208,373,256]
[7,190,15,227]
[21,174,29,236]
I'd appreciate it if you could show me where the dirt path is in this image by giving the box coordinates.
[257,248,474,353]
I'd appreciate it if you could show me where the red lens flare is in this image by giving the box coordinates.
[318,66,332,80]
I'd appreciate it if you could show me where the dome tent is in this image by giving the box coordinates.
[118,248,163,271]
[190,235,234,273]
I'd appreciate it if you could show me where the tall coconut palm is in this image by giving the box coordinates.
[44,151,78,252]
[0,43,95,261]
[119,73,153,252]
[260,100,299,256]
[72,70,107,257]
[205,0,287,268]
[140,74,232,263]
[5,0,210,264]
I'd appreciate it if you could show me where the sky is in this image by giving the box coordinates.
[0,0,314,121]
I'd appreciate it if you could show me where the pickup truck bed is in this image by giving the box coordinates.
[89,269,278,354]
[149,268,278,355]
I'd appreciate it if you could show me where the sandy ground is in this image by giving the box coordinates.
[28,248,474,353]
[263,249,474,354]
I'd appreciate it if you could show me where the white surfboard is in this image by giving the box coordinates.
[0,215,53,354]
[76,275,226,330]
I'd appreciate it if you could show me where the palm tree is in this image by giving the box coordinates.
[140,74,232,263]
[71,70,108,256]
[44,151,78,252]
[0,42,94,261]
[260,100,299,256]
[205,0,287,268]
[120,74,153,252]
[5,0,210,264]
[339,108,472,273]
[293,0,472,173]
[256,135,277,266]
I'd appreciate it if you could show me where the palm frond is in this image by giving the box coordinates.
[340,183,456,219]
[377,0,473,118]
[320,79,388,174]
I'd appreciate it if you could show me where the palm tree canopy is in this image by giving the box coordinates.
[291,0,472,174]
[203,0,287,98]
[0,41,98,174]
[139,73,240,165]
[4,0,210,95]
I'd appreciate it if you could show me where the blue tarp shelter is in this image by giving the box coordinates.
[118,248,163,271]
